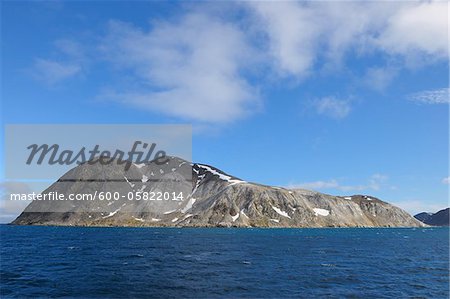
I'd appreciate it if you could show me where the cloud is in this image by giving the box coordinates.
[390,200,448,215]
[408,88,450,104]
[33,59,82,85]
[247,1,447,79]
[364,66,399,91]
[247,2,319,78]
[376,1,448,58]
[99,15,259,124]
[0,182,32,223]
[367,174,389,191]
[289,174,388,192]
[247,1,380,78]
[54,39,86,61]
[442,177,450,184]
[312,97,352,119]
[292,179,340,190]
[32,39,86,85]
[32,1,447,123]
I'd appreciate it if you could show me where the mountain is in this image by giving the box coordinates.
[12,156,424,227]
[414,208,449,226]
[414,212,433,223]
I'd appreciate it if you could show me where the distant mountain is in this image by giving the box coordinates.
[414,208,449,226]
[12,157,424,228]
[414,212,433,223]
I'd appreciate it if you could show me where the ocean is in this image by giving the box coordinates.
[0,225,448,298]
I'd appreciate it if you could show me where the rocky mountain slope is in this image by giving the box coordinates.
[12,157,424,227]
[414,208,449,226]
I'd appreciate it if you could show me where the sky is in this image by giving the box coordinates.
[1,1,449,219]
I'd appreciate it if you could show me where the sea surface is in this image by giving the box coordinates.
[0,225,448,298]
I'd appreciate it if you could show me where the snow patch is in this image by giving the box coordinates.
[231,213,240,222]
[270,219,280,223]
[181,197,196,213]
[164,209,177,215]
[344,196,352,200]
[135,163,145,169]
[133,217,145,222]
[313,208,330,216]
[272,206,291,219]
[151,218,161,222]
[183,214,193,220]
[197,164,245,185]
[102,207,121,219]
[171,218,179,223]
[142,175,149,182]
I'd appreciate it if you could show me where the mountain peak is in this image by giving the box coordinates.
[12,160,424,228]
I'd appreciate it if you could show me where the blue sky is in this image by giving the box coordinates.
[1,1,449,215]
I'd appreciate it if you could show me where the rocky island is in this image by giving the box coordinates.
[12,157,424,228]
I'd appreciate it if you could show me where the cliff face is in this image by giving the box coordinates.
[12,157,424,228]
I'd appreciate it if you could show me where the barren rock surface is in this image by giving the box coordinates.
[12,157,424,228]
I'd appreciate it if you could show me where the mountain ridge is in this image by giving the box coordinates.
[414,208,449,226]
[12,156,424,228]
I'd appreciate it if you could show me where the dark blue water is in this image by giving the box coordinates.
[1,226,448,298]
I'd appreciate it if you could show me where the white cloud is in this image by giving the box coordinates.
[33,59,81,85]
[408,88,450,104]
[248,2,375,77]
[368,174,389,191]
[364,66,399,91]
[292,179,340,190]
[32,39,86,85]
[289,174,388,192]
[391,200,448,215]
[247,2,319,78]
[247,1,447,79]
[442,177,450,184]
[312,97,351,119]
[33,1,448,123]
[99,14,259,123]
[54,39,86,61]
[376,1,448,58]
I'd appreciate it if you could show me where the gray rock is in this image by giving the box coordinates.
[12,157,424,228]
